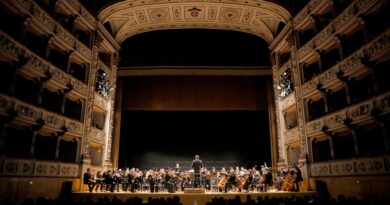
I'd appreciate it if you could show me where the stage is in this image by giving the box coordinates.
[73,191,317,205]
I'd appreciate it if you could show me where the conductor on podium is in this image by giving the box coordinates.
[191,155,203,188]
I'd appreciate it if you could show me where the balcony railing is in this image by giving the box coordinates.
[281,91,296,111]
[297,0,381,64]
[301,28,390,99]
[294,0,334,30]
[306,91,390,136]
[56,0,96,30]
[90,127,106,144]
[0,93,84,136]
[311,156,390,177]
[5,0,92,61]
[0,158,79,177]
[284,127,299,145]
[0,32,88,98]
[93,92,108,111]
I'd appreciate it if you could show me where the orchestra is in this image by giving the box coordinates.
[82,163,303,193]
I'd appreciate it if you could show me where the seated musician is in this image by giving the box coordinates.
[146,171,155,193]
[83,168,95,192]
[293,165,303,191]
[224,168,237,193]
[104,170,115,192]
[94,171,104,192]
[114,169,123,192]
[164,169,176,193]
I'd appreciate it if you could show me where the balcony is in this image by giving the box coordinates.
[284,127,300,145]
[302,28,390,100]
[0,32,88,99]
[281,91,296,111]
[0,93,84,136]
[311,156,390,177]
[0,158,79,177]
[297,0,383,64]
[306,91,390,136]
[93,92,108,111]
[294,0,334,30]
[3,0,92,62]
[90,127,106,145]
[55,0,96,31]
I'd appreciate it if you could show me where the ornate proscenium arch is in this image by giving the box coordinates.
[99,0,291,44]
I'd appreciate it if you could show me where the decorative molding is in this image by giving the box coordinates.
[0,93,84,136]
[306,91,390,137]
[300,28,390,99]
[281,91,296,111]
[295,0,386,64]
[311,156,389,177]
[98,0,291,44]
[365,28,390,62]
[284,127,299,145]
[0,158,79,177]
[93,91,108,111]
[90,127,106,144]
[0,32,88,99]
[118,66,271,76]
[306,118,324,136]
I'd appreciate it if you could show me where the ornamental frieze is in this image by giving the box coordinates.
[0,158,79,177]
[311,156,389,177]
[65,119,83,136]
[306,119,324,135]
[99,1,290,44]
[332,3,355,31]
[31,4,56,32]
[365,28,390,61]
[42,111,65,130]
[0,32,24,61]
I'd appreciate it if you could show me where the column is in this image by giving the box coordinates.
[290,28,310,190]
[109,54,120,169]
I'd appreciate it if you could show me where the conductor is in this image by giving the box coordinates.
[191,155,203,188]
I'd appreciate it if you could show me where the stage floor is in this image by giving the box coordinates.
[73,191,317,205]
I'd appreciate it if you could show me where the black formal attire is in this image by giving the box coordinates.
[294,166,303,191]
[83,171,95,192]
[191,159,203,188]
[224,174,237,192]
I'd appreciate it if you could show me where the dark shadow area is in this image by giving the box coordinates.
[119,110,270,170]
[119,29,270,67]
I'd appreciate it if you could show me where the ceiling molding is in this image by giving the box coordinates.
[118,66,272,76]
[98,0,291,44]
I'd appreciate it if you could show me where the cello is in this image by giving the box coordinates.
[217,173,228,191]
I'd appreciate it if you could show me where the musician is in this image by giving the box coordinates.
[147,172,155,193]
[224,168,237,193]
[104,170,115,192]
[94,171,104,192]
[83,168,95,192]
[164,170,176,193]
[293,165,303,191]
[191,155,203,188]
[204,170,211,191]
[114,169,124,192]
[263,167,273,192]
[122,168,130,192]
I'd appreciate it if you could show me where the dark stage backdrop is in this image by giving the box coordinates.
[119,110,270,170]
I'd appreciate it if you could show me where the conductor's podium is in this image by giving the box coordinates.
[183,188,206,193]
